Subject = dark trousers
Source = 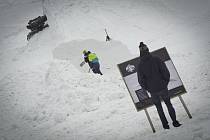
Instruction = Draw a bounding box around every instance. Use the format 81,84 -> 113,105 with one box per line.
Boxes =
91,62 -> 103,75
151,88 -> 177,127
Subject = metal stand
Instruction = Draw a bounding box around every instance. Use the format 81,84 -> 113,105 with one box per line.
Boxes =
42,0 -> 45,15
178,95 -> 192,119
144,109 -> 156,133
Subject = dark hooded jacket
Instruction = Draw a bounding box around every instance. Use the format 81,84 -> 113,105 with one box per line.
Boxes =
137,52 -> 170,93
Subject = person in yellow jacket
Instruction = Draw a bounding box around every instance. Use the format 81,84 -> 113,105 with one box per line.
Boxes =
83,50 -> 103,75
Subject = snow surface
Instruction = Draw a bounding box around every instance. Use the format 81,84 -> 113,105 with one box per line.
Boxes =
0,0 -> 210,140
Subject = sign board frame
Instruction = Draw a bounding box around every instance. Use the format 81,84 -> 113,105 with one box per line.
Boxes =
117,47 -> 187,111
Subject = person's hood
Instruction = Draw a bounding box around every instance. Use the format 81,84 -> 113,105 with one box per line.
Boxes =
139,42 -> 149,57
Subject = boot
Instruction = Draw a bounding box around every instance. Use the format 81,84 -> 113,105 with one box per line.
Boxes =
173,121 -> 182,127
163,124 -> 170,129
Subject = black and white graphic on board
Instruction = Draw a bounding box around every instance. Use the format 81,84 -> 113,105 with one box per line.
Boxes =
118,47 -> 187,111
126,64 -> 135,73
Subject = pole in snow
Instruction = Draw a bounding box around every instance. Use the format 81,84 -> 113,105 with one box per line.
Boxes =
104,28 -> 111,41
42,0 -> 45,15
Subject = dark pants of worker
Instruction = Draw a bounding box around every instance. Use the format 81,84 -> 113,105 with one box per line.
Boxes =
151,88 -> 177,127
91,62 -> 103,75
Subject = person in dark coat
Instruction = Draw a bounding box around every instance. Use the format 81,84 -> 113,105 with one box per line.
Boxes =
137,42 -> 181,129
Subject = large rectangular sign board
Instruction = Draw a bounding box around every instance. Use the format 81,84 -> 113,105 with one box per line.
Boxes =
117,47 -> 187,111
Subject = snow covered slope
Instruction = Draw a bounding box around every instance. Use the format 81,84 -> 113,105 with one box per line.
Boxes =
0,0 -> 210,140
53,39 -> 132,73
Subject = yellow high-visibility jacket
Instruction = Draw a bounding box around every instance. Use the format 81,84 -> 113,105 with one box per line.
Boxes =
88,53 -> 99,63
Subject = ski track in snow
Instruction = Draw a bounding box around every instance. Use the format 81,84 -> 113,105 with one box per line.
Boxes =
0,0 -> 210,140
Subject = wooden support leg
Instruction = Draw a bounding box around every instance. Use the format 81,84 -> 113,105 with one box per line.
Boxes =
178,95 -> 192,119
144,109 -> 156,133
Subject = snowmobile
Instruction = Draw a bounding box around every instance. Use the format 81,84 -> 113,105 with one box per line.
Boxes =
26,15 -> 49,40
